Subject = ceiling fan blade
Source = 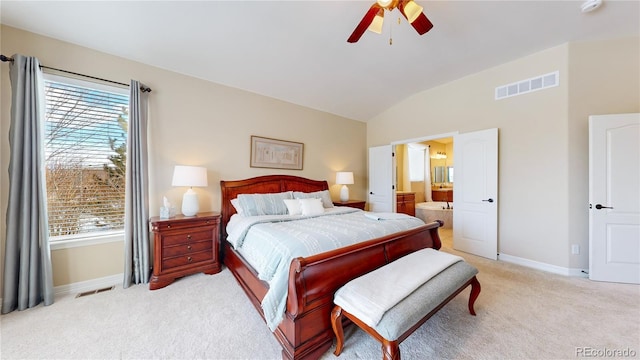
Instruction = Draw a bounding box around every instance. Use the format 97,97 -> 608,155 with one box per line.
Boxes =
409,12 -> 434,35
347,3 -> 382,43
397,1 -> 433,35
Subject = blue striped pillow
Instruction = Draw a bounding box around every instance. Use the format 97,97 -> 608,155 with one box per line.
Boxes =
236,191 -> 293,216
293,190 -> 334,208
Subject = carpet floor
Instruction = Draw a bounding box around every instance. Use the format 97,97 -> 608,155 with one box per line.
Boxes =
1,229 -> 638,359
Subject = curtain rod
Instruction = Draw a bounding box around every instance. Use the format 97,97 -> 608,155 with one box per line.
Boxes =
0,54 -> 151,93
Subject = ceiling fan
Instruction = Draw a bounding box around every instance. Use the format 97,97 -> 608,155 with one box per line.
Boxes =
347,0 -> 433,43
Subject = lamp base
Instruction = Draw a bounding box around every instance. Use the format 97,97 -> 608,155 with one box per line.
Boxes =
340,185 -> 350,202
181,189 -> 199,216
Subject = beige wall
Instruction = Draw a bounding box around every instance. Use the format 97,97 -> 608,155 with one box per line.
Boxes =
0,26 -> 367,291
368,37 -> 639,270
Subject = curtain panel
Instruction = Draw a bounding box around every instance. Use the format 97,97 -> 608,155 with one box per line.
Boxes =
123,80 -> 151,288
1,54 -> 54,313
424,146 -> 432,202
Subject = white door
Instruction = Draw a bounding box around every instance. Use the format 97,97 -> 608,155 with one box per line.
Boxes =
453,128 -> 498,260
368,145 -> 394,212
589,113 -> 640,284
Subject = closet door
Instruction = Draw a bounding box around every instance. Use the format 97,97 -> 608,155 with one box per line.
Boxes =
589,113 -> 640,284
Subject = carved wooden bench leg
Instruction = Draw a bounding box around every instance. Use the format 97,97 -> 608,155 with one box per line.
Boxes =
382,340 -> 401,360
331,306 -> 345,356
468,276 -> 481,316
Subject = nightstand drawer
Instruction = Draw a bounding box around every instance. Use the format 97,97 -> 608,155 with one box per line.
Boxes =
162,240 -> 212,258
162,250 -> 213,270
162,229 -> 213,246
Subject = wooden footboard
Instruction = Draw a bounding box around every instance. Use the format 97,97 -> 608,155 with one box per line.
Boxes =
278,221 -> 442,360
224,220 -> 442,360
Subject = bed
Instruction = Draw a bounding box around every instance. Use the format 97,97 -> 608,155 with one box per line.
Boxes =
220,175 -> 443,360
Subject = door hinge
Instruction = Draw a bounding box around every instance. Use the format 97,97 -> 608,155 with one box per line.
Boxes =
392,152 -> 395,157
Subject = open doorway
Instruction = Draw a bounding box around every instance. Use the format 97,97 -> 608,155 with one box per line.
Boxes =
393,134 -> 455,249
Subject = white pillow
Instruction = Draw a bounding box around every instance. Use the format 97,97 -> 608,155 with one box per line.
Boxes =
299,198 -> 324,216
230,198 -> 244,216
283,199 -> 302,215
293,190 -> 335,208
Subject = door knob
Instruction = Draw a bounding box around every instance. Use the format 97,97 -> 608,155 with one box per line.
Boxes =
595,204 -> 613,210
482,198 -> 494,203
369,192 -> 374,195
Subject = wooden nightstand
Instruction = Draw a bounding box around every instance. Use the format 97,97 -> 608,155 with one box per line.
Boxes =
149,212 -> 221,290
333,200 -> 366,210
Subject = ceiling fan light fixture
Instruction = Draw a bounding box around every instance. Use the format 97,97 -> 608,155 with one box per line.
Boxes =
367,9 -> 385,34
376,0 -> 396,9
403,0 -> 423,23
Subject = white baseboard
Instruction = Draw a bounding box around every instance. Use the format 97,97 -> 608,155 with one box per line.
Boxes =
54,273 -> 124,296
498,253 -> 588,278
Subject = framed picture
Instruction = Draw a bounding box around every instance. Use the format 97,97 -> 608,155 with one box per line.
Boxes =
250,136 -> 304,170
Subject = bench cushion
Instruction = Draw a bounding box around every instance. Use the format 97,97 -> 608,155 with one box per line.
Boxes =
334,248 -> 464,327
373,261 -> 478,340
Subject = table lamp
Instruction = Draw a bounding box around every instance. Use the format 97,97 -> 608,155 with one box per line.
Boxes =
172,165 -> 208,216
336,171 -> 354,202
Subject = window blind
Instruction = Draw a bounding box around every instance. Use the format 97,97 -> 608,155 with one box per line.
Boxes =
44,79 -> 129,238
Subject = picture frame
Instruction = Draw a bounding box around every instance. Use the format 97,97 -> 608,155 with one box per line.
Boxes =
250,135 -> 304,170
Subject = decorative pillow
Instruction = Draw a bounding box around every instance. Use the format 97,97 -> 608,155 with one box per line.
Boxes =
299,198 -> 325,216
293,190 -> 334,208
236,191 -> 293,216
283,199 -> 302,216
230,198 -> 244,216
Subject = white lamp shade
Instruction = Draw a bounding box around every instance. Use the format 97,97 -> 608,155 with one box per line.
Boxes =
335,172 -> 354,185
172,165 -> 208,187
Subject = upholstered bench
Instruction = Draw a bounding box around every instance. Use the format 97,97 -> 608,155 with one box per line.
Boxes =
330,248 -> 481,360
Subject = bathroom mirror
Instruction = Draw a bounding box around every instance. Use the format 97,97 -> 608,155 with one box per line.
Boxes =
433,166 -> 454,183
434,166 -> 446,183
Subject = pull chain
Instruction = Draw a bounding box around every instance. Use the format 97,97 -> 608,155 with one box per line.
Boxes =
389,17 -> 401,45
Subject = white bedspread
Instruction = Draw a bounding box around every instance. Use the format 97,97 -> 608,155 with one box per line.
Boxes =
226,208 -> 425,331
333,248 -> 463,328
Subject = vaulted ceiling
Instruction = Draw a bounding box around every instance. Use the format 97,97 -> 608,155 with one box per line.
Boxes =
2,1 -> 638,121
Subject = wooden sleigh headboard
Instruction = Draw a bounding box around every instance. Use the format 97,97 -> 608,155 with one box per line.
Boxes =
219,175 -> 329,241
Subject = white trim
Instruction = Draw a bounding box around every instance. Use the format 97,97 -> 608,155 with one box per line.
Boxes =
43,72 -> 129,95
498,253 -> 588,278
391,131 -> 459,145
54,273 -> 123,296
50,231 -> 124,250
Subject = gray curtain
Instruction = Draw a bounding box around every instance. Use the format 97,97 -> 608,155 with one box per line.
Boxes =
2,55 -> 54,313
123,80 -> 150,288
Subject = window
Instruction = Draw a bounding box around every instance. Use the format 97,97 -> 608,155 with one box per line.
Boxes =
44,75 -> 129,240
408,146 -> 425,182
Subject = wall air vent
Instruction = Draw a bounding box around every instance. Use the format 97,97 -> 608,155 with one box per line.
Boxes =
495,71 -> 559,100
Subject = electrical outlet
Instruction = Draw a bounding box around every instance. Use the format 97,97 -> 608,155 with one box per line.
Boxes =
571,244 -> 580,255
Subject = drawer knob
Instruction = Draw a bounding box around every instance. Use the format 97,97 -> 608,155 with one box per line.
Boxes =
167,225 -> 171,229
206,220 -> 210,224
187,256 -> 193,262
187,245 -> 192,250
187,234 -> 192,240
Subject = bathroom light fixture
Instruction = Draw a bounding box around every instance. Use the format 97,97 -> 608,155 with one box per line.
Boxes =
172,165 -> 208,216
430,152 -> 447,160
336,172 -> 354,202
